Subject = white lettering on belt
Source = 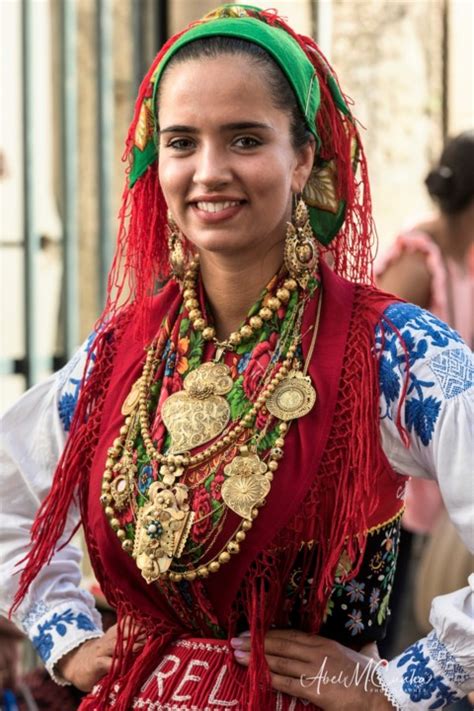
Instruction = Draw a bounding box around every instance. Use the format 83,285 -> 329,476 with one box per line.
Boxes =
208,663 -> 239,706
172,659 -> 210,702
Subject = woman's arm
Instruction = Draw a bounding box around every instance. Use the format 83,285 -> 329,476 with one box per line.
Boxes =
376,303 -> 473,708
0,342 -> 103,685
376,250 -> 432,309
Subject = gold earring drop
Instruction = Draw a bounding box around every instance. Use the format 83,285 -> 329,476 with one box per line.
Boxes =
167,210 -> 186,283
284,197 -> 319,289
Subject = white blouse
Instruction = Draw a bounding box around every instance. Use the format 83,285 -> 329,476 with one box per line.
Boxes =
0,302 -> 472,708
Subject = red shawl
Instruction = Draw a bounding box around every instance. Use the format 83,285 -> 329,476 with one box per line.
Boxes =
14,263 -> 406,709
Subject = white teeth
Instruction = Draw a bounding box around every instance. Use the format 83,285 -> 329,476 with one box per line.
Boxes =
196,200 -> 241,213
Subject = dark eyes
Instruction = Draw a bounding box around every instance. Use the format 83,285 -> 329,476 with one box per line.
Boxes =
233,136 -> 261,148
167,137 -> 194,150
165,136 -> 262,151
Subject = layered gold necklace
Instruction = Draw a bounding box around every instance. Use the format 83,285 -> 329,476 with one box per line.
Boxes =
101,264 -> 320,584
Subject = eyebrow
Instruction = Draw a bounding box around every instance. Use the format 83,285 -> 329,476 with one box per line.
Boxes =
159,121 -> 273,134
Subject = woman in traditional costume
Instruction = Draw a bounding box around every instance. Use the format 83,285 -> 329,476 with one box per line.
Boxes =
1,5 -> 472,710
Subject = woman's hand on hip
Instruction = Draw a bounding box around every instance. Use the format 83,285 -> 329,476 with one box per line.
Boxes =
231,629 -> 395,710
55,624 -> 118,691
56,621 -> 146,692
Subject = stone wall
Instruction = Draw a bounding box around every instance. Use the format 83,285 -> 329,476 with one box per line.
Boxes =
74,0 -> 135,335
330,0 -> 445,251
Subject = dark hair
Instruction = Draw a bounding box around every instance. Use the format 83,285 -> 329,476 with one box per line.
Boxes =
157,36 -> 313,151
425,130 -> 474,214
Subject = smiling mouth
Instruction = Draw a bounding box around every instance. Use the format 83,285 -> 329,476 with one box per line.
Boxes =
194,200 -> 245,213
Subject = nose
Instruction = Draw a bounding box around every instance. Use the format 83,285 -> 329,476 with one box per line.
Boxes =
193,141 -> 232,189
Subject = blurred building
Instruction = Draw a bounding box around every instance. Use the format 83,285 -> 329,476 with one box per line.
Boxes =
1,0 -> 473,408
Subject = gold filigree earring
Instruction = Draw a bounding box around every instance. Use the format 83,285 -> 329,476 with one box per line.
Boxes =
167,210 -> 186,283
284,197 -> 319,289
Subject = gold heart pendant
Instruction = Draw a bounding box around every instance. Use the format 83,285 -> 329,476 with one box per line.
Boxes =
161,363 -> 233,454
221,472 -> 270,520
162,391 -> 230,453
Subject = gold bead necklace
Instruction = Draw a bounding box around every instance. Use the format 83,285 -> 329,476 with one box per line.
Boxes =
182,258 -> 298,349
100,269 -> 320,583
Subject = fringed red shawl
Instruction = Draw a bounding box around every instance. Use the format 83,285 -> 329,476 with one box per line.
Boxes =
13,263 -> 407,709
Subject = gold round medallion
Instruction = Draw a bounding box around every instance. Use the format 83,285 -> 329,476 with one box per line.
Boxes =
121,380 -> 141,416
266,371 -> 316,421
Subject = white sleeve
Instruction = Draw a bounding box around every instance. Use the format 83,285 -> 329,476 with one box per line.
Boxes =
0,339 -> 103,684
375,303 -> 474,708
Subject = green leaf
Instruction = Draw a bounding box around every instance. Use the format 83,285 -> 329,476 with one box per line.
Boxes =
125,523 -> 135,541
377,592 -> 390,625
188,329 -> 203,354
187,330 -> 204,371
236,341 -> 253,355
323,597 -> 334,622
257,428 -> 279,452
227,376 -> 249,420
179,317 -> 190,336
136,493 -> 147,508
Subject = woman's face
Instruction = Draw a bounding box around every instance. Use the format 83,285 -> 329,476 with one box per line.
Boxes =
157,54 -> 315,262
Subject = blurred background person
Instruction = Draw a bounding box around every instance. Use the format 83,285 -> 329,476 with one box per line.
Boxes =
377,130 -> 473,346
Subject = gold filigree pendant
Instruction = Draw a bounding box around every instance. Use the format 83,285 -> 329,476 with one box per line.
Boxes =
133,481 -> 194,583
284,200 -> 319,289
266,370 -> 317,421
162,363 -> 233,453
222,447 -> 270,520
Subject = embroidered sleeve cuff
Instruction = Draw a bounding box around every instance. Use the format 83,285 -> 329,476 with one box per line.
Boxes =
23,601 -> 103,685
377,632 -> 469,709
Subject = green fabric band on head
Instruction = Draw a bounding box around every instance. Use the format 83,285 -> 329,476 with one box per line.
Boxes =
151,17 -> 321,141
128,4 -> 354,244
129,13 -> 323,191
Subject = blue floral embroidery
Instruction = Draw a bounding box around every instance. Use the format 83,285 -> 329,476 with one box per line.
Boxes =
34,632 -> 54,661
138,464 -> 154,494
429,348 -> 473,400
426,631 -> 470,686
397,641 -> 462,708
345,609 -> 364,635
57,335 -> 97,432
237,352 -> 251,374
383,303 -> 463,349
376,303 -> 464,445
378,354 -> 401,407
345,580 -> 365,603
405,396 -> 441,446
369,587 -> 380,613
76,613 -> 97,632
58,382 -> 82,431
32,609 -> 97,663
